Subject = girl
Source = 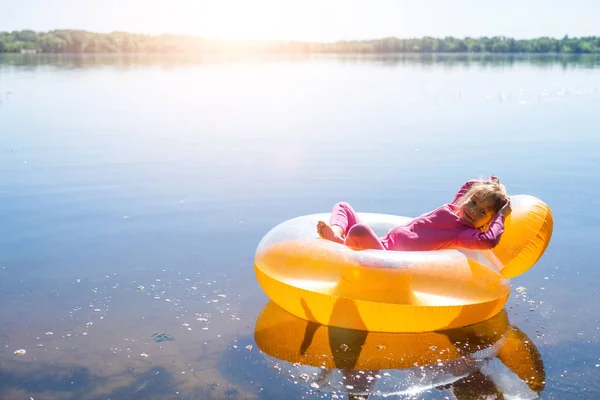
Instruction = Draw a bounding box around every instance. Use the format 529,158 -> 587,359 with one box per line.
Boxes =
317,176 -> 511,251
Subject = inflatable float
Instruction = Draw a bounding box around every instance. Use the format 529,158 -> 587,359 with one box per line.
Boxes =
254,301 -> 545,399
254,194 -> 553,333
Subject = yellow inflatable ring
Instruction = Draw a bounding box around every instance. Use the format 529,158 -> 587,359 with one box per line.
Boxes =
254,194 -> 553,333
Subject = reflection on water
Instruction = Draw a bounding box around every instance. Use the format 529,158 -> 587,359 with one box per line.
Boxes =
1,52 -> 599,71
252,301 -> 544,399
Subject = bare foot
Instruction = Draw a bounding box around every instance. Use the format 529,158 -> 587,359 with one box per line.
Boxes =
317,221 -> 344,244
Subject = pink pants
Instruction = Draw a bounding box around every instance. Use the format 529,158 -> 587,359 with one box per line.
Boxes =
330,202 -> 386,250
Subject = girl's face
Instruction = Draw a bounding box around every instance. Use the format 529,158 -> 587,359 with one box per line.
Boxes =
459,195 -> 495,228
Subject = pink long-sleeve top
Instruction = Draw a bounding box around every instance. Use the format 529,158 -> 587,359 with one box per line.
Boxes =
380,180 -> 506,251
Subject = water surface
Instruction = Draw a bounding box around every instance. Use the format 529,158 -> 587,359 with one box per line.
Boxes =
1,53 -> 599,399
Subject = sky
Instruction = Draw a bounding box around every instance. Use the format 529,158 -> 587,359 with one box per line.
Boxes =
0,0 -> 598,42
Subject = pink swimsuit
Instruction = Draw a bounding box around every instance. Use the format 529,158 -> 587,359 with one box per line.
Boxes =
329,180 -> 505,251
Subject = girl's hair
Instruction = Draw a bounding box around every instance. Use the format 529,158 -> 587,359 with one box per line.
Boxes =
456,180 -> 509,213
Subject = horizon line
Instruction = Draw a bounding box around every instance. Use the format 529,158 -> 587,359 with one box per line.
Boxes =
3,28 -> 598,44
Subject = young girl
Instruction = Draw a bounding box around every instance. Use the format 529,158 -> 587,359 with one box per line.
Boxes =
317,176 -> 511,251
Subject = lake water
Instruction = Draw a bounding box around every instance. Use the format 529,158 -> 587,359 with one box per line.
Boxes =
1,53 -> 599,399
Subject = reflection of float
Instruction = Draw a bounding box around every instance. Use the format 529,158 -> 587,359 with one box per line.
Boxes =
254,301 -> 545,399
254,195 -> 553,332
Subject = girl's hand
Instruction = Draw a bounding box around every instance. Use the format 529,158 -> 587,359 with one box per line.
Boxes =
498,200 -> 512,216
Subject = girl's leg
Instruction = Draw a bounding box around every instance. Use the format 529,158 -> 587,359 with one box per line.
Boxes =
329,202 -> 360,235
317,202 -> 360,243
317,202 -> 386,250
344,224 -> 386,250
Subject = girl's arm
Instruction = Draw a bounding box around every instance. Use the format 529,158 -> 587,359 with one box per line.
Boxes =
456,214 -> 506,249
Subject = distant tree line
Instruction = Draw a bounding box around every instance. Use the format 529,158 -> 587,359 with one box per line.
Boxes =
1,30 -> 600,54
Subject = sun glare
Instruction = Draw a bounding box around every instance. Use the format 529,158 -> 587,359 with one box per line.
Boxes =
144,0 -> 335,41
